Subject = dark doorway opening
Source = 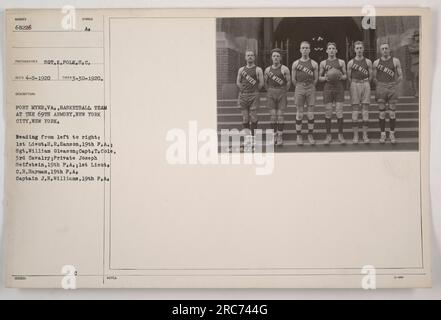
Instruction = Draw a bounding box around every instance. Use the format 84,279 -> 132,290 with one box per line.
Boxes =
267,17 -> 376,90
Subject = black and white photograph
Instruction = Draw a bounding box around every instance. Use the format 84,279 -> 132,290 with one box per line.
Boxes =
217,16 -> 420,152
1,5 -> 435,295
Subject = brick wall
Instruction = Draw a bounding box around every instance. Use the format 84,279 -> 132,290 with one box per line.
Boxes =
216,47 -> 240,99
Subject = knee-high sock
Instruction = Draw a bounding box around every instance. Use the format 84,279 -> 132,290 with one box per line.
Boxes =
277,122 -> 284,133
271,122 -> 277,134
325,118 -> 331,134
389,118 -> 396,132
379,118 -> 386,132
250,121 -> 258,136
308,119 -> 314,134
296,119 -> 302,134
337,118 -> 344,134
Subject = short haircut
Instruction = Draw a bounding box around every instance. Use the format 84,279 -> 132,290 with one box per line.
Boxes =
271,48 -> 282,55
354,41 -> 364,47
245,49 -> 255,55
380,43 -> 390,48
300,41 -> 311,48
327,42 -> 337,49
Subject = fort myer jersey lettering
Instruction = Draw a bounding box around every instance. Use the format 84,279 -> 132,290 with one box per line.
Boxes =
376,57 -> 397,83
295,59 -> 315,83
268,66 -> 286,88
351,58 -> 369,80
239,66 -> 258,92
325,58 -> 342,72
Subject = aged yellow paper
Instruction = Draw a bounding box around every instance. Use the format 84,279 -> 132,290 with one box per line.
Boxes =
4,7 -> 431,288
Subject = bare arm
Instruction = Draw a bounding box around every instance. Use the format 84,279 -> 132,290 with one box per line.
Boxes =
283,65 -> 291,91
394,58 -> 403,84
339,59 -> 347,81
366,59 -> 373,82
291,60 -> 298,87
256,67 -> 264,91
319,61 -> 327,82
312,60 -> 319,85
264,67 -> 270,90
236,67 -> 244,91
372,60 -> 379,85
347,60 -> 353,83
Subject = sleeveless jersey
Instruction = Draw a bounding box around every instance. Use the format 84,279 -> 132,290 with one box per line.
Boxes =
350,57 -> 370,80
376,57 -> 397,83
324,58 -> 343,88
295,59 -> 315,83
239,65 -> 258,92
325,58 -> 343,73
267,65 -> 287,88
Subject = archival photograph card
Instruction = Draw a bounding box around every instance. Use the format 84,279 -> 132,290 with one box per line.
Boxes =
3,7 -> 431,288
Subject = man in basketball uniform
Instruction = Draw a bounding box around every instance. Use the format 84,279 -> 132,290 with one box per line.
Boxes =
347,41 -> 373,144
264,48 -> 291,146
319,42 -> 347,145
292,41 -> 319,146
236,50 -> 264,151
373,43 -> 403,144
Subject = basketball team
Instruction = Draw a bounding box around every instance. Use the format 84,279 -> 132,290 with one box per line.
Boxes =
236,41 -> 403,149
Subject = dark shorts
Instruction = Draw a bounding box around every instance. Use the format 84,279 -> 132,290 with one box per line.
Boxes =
238,91 -> 259,110
323,81 -> 345,104
376,82 -> 399,103
267,88 -> 287,111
